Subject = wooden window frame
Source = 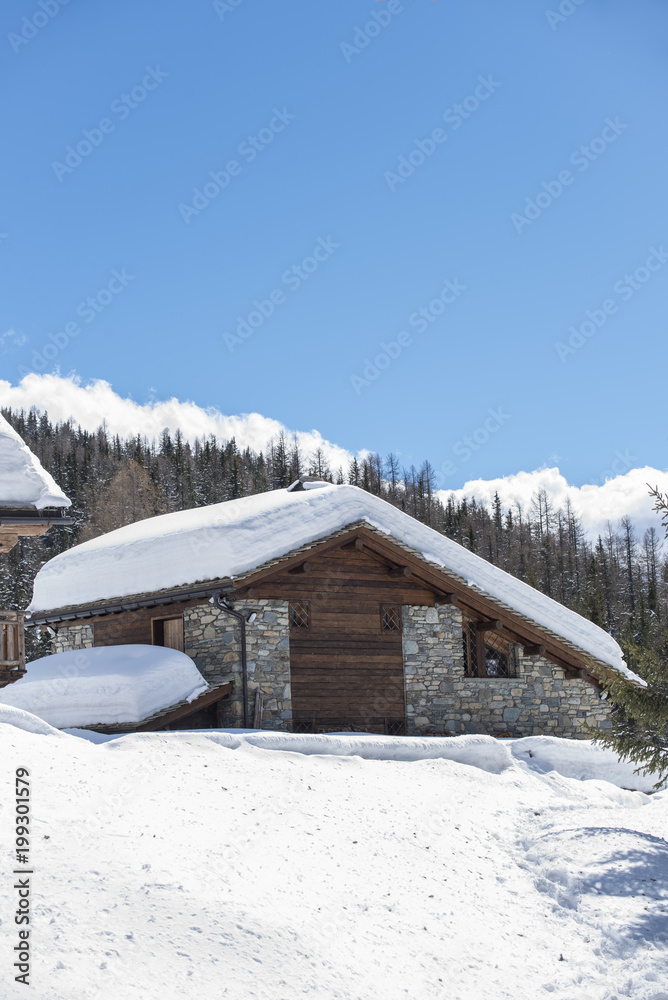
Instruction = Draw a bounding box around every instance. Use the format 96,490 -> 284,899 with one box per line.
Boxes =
463,617 -> 517,678
380,603 -> 402,633
151,614 -> 185,651
289,601 -> 310,629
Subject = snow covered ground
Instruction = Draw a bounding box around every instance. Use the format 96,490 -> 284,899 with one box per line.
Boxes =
1,710 -> 666,1000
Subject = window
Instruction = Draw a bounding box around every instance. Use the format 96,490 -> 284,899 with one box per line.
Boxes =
462,617 -> 517,678
152,615 -> 184,652
381,604 -> 402,631
289,602 -> 310,629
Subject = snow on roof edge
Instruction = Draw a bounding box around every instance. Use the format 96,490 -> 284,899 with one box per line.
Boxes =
0,413 -> 71,510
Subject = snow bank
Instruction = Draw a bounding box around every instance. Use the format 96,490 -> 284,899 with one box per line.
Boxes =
508,735 -> 658,792
187,730 -> 515,774
0,703 -> 68,736
111,729 -> 652,791
0,645 -> 208,728
29,484 -> 636,680
0,412 -> 70,509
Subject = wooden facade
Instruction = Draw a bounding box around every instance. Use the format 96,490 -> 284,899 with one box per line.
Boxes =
245,543 -> 438,733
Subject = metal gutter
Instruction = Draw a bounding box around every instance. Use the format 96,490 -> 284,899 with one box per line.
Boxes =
213,593 -> 250,729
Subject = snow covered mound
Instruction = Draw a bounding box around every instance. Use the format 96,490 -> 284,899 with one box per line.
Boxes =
28,483 -> 637,681
112,729 -> 653,791
0,412 -> 70,510
0,645 -> 208,729
192,730 -> 515,774
0,703 -> 67,736
508,735 -> 658,791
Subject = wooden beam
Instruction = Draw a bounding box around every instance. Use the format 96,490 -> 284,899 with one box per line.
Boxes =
435,593 -> 463,607
133,682 -> 233,733
289,562 -> 312,575
522,644 -> 546,656
341,537 -> 365,551
388,566 -> 411,578
477,619 -> 504,633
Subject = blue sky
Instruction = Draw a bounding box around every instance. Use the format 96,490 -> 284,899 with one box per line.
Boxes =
1,0 -> 666,488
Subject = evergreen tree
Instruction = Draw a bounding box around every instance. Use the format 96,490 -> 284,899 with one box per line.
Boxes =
591,486 -> 668,787
591,642 -> 668,787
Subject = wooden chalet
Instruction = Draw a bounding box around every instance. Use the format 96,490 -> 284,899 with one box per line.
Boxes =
0,412 -> 71,687
25,480 -> 639,738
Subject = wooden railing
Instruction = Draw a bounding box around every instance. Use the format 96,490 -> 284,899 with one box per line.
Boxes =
0,612 -> 26,687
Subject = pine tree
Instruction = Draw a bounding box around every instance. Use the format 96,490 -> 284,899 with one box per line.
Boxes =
591,642 -> 668,787
591,485 -> 668,787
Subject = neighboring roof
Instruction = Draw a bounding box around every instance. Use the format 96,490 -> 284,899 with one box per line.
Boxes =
0,645 -> 208,729
27,484 -> 639,682
0,413 -> 71,510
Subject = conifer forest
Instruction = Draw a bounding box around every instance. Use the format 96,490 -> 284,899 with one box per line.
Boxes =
2,407 -> 665,671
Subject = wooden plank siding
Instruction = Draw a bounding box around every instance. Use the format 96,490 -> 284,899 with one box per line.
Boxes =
249,545 -> 439,733
89,600 -> 198,647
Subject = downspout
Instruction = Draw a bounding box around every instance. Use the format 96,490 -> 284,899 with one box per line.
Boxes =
213,594 -> 250,728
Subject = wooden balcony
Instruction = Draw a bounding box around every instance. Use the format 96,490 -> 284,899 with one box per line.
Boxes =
0,612 -> 26,687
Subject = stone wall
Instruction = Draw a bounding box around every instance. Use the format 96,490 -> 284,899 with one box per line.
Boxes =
402,604 -> 611,738
184,599 -> 291,730
52,622 -> 94,654
50,599 -> 612,738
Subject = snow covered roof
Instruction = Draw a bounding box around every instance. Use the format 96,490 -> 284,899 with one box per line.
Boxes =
27,484 -> 638,682
0,645 -> 208,729
0,413 -> 71,510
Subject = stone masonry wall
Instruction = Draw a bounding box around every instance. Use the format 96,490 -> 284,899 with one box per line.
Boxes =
52,622 -> 94,654
402,604 -> 611,738
184,599 -> 291,730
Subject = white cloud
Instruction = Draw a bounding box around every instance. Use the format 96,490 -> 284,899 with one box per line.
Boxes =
0,373 -> 356,473
1,374 -> 666,539
438,467 -> 668,540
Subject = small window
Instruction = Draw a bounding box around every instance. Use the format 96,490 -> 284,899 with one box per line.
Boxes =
289,602 -> 310,629
381,604 -> 402,631
463,617 -> 516,678
152,615 -> 184,651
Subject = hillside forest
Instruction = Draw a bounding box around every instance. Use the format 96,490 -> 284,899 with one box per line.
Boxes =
2,407 -> 665,670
